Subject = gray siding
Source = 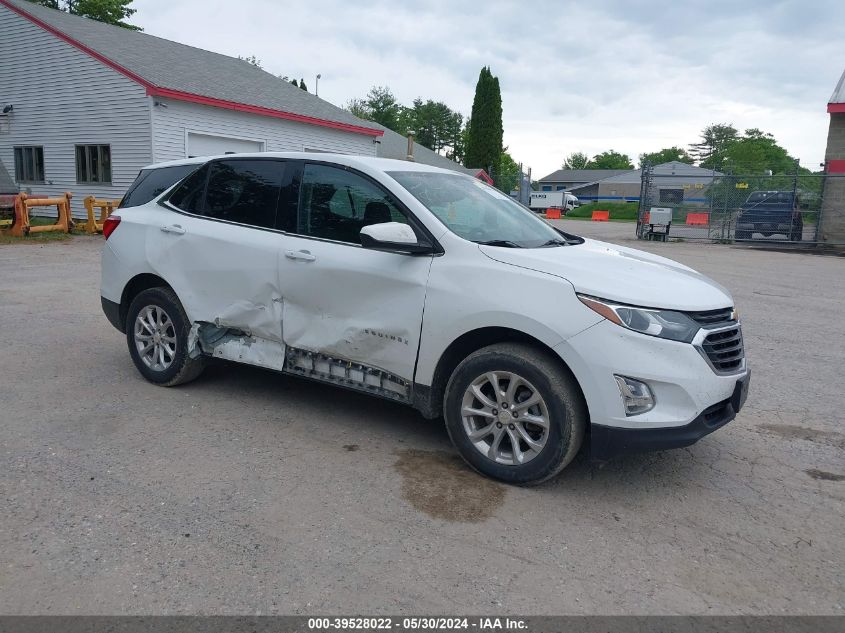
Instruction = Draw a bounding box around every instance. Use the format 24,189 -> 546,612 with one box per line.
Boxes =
151,98 -> 377,164
0,4 -> 152,215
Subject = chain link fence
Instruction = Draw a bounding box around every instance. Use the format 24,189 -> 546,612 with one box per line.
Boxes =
635,165 -> 833,244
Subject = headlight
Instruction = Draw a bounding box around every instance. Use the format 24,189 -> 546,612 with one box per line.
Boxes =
577,294 -> 700,343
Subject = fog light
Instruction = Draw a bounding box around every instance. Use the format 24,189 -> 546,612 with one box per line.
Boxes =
614,375 -> 655,416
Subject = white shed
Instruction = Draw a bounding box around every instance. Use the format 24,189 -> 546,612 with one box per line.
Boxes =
0,0 -> 383,215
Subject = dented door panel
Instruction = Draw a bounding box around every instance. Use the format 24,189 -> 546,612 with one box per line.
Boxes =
146,212 -> 287,368
277,234 -> 433,387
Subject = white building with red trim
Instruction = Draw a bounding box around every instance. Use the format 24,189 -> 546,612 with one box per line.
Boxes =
822,69 -> 845,244
0,0 -> 386,213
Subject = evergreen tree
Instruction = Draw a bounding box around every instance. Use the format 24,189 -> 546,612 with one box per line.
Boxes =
465,66 -> 503,177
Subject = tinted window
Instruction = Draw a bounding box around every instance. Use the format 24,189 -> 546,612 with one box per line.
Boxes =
121,164 -> 199,208
297,164 -> 407,244
202,160 -> 284,228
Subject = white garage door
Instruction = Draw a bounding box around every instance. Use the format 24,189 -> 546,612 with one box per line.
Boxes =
187,133 -> 263,158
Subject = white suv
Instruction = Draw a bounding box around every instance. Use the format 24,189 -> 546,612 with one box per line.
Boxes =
101,153 -> 749,484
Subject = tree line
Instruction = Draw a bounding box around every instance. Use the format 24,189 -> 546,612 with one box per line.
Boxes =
561,123 -> 809,176
346,68 -> 519,192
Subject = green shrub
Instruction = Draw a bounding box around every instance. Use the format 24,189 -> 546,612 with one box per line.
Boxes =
567,201 -> 639,220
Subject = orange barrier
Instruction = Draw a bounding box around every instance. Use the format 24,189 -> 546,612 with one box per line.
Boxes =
0,192 -> 73,237
686,212 -> 709,226
643,212 -> 650,223
592,210 -> 609,222
82,195 -> 121,234
545,208 -> 561,219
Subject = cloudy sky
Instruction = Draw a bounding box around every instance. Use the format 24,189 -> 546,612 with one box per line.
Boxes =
132,0 -> 843,178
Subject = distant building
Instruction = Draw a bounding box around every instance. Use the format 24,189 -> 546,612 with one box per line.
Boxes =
537,169 -> 629,192
821,68 -> 845,244
539,162 -> 721,204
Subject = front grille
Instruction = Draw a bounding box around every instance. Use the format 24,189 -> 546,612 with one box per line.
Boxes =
701,327 -> 745,373
689,307 -> 734,327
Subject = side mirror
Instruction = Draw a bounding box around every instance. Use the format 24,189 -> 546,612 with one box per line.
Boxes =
359,222 -> 433,254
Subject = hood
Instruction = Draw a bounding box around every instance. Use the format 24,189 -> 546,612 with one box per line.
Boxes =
479,238 -> 732,311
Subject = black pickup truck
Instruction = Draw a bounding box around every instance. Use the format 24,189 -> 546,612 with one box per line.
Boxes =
735,191 -> 803,241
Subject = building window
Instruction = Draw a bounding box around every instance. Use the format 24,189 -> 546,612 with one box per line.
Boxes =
556,185 -> 565,191
13,146 -> 45,183
75,145 -> 112,184
659,188 -> 684,204
541,185 -> 552,191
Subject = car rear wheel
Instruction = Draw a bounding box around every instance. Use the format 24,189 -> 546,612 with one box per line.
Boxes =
443,343 -> 586,485
125,287 -> 207,386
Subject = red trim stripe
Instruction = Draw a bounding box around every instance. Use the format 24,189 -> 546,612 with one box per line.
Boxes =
827,159 -> 845,174
828,103 -> 845,113
147,87 -> 384,137
0,0 -> 383,137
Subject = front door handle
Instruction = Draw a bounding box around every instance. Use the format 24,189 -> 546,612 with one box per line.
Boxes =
285,249 -> 316,262
160,224 -> 186,235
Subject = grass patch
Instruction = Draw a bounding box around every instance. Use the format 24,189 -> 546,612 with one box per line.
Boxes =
567,202 -> 639,221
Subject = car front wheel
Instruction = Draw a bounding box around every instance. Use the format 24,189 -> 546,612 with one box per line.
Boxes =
443,343 -> 586,485
125,287 -> 207,387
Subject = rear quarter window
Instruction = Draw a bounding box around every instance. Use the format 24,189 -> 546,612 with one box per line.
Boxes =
120,164 -> 200,208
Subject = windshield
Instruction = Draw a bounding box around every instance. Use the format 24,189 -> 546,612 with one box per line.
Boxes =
388,171 -> 568,248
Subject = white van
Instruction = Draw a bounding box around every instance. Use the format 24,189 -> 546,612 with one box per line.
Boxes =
101,153 -> 749,484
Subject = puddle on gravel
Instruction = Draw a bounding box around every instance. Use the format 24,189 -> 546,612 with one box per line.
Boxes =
755,423 -> 845,450
805,469 -> 845,482
394,449 -> 505,523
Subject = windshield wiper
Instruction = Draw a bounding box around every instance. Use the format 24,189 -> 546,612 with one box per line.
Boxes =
475,239 -> 522,248
539,238 -> 568,247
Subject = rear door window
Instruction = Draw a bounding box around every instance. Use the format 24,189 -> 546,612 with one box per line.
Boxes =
202,159 -> 285,229
168,164 -> 209,214
120,164 -> 199,208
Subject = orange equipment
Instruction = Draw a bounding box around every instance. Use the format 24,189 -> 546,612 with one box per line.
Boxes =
0,192 -> 74,237
81,195 -> 121,234
592,210 -> 610,222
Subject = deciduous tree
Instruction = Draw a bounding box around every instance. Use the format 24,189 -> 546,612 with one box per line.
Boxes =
562,152 -> 590,170
639,146 -> 694,167
27,0 -> 141,30
587,150 -> 633,170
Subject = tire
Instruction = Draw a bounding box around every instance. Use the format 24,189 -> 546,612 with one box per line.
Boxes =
443,342 -> 586,485
735,230 -> 750,240
125,287 -> 207,387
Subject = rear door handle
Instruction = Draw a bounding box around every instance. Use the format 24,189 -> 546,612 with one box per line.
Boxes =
160,224 -> 186,235
285,249 -> 316,262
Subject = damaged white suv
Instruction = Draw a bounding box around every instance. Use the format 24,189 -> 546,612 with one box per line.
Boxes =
101,153 -> 749,484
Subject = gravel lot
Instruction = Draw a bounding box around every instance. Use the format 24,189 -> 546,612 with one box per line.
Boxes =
1,226 -> 843,615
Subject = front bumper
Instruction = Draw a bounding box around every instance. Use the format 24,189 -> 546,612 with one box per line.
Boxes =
591,372 -> 749,461
554,319 -> 750,460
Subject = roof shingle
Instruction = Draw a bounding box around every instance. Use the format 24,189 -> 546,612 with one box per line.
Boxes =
2,0 -> 382,135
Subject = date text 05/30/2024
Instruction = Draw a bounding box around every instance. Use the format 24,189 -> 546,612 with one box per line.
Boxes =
307,617 -> 528,630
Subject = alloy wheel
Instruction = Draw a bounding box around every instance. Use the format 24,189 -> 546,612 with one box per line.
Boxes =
133,305 -> 177,372
460,371 -> 550,465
